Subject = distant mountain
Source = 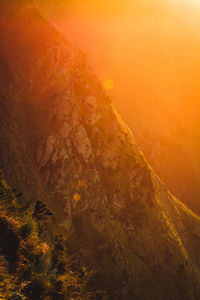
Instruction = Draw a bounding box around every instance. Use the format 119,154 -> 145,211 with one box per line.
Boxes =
1,1 -> 200,298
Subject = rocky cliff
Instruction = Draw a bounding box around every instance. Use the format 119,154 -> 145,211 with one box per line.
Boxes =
38,0 -> 200,214
1,1 -> 200,299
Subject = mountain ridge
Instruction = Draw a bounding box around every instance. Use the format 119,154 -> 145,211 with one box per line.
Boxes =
1,1 -> 200,298
37,0 -> 200,214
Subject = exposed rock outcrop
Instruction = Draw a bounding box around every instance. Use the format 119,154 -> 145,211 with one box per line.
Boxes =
0,1 -> 200,299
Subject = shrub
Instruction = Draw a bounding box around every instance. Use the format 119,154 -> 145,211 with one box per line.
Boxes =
0,172 -> 95,299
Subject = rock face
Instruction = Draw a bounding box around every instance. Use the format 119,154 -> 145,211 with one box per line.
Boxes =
1,1 -> 200,299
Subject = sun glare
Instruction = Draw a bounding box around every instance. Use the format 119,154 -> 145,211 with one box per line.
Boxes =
190,0 -> 200,3
169,0 -> 200,7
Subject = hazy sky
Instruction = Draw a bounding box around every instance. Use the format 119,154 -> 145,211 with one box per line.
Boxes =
36,0 -> 200,131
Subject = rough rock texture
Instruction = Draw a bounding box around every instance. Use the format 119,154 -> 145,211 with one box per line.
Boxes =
1,1 -> 200,299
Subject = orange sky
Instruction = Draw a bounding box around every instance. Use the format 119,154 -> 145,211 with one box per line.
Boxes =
36,0 -> 200,153
35,0 -> 200,137
39,2 -> 200,121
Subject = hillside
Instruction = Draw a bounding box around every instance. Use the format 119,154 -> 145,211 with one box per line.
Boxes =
1,1 -> 200,299
0,172 -> 93,299
36,0 -> 200,214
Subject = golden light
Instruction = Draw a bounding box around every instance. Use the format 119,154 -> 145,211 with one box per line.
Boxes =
103,79 -> 114,91
185,0 -> 200,4
73,193 -> 81,202
169,0 -> 200,8
37,0 -> 200,214
78,180 -> 85,187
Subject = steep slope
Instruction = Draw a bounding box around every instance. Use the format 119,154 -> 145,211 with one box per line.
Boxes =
1,1 -> 200,299
37,0 -> 200,214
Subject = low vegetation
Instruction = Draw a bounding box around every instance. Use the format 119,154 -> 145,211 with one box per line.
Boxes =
0,171 -> 94,299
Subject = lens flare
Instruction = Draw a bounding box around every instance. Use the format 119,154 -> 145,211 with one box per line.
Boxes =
103,79 -> 114,90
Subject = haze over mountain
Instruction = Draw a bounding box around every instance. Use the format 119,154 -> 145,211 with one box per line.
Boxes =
36,0 -> 200,214
1,0 -> 200,299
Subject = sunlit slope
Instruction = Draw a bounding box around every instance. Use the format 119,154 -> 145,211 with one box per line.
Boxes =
36,0 -> 200,214
1,1 -> 200,298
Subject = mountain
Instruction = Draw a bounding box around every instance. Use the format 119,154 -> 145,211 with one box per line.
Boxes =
36,0 -> 200,214
1,1 -> 200,299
